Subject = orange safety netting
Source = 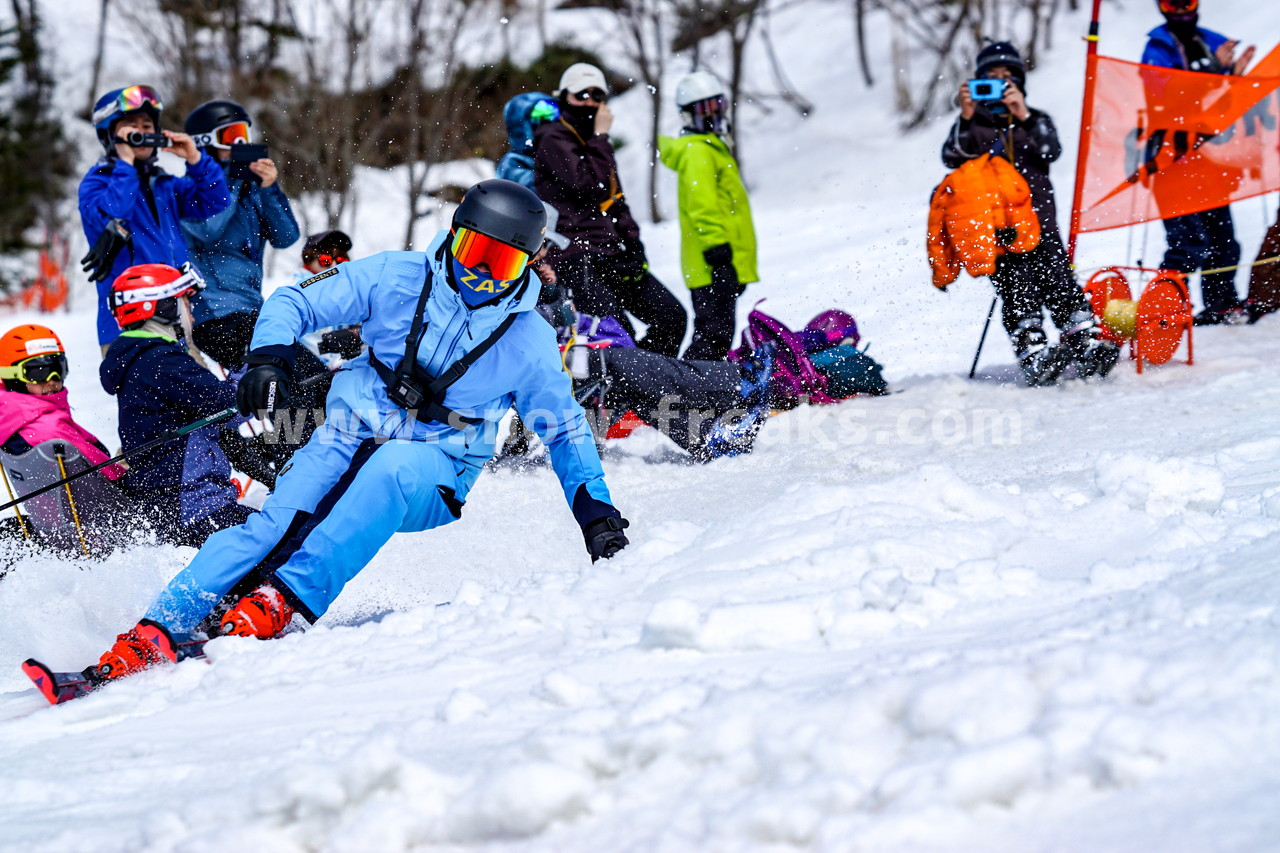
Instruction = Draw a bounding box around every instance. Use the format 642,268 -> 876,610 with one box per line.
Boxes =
1075,45 -> 1280,234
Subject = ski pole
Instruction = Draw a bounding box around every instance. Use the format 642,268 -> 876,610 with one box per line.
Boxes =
0,407 -> 237,515
1,464 -> 31,540
969,296 -> 999,379
53,445 -> 90,557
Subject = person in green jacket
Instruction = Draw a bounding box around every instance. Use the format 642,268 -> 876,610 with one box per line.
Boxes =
658,71 -> 759,361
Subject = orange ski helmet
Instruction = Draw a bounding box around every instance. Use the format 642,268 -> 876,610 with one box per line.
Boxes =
0,324 -> 68,387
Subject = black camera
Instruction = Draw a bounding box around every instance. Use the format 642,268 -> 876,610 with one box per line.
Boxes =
388,374 -> 428,411
123,131 -> 168,147
968,79 -> 1007,101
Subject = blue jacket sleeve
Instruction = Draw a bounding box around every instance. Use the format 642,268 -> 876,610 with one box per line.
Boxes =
172,153 -> 231,222
78,160 -> 142,237
512,323 -> 613,511
180,181 -> 239,247
251,254 -> 385,350
259,184 -> 301,249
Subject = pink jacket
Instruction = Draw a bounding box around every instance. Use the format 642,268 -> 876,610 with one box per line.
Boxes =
0,388 -> 125,481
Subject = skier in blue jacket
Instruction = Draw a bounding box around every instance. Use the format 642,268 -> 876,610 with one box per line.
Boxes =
79,86 -> 231,348
1142,0 -> 1256,325
88,180 -> 631,681
181,100 -> 301,368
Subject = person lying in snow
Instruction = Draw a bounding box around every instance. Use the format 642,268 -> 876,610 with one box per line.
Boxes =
77,179 -> 629,683
0,324 -> 130,555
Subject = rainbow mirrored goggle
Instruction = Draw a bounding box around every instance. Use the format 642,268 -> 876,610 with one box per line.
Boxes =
190,121 -> 252,150
0,353 -> 68,385
92,85 -> 163,126
1157,0 -> 1197,13
451,227 -> 534,282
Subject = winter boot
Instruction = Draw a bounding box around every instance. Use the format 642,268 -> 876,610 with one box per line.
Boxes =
1014,323 -> 1068,387
220,584 -> 296,639
95,620 -> 175,679
1060,310 -> 1120,380
695,342 -> 775,462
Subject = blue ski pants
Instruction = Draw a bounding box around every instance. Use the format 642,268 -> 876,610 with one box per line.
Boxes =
146,422 -> 465,632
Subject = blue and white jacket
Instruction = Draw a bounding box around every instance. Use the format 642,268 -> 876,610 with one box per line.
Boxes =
250,231 -> 613,512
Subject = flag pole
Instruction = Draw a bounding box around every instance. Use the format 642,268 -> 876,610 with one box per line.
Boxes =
1068,0 -> 1105,264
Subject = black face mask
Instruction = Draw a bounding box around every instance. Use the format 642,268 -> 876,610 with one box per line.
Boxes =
560,100 -> 597,129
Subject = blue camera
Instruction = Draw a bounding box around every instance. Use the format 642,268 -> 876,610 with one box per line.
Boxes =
968,79 -> 1007,101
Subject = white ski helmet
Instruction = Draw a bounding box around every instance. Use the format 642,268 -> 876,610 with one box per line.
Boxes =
675,71 -> 725,108
558,63 -> 609,98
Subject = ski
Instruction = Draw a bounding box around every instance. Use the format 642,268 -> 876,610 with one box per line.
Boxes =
21,659 -> 103,705
22,620 -> 210,706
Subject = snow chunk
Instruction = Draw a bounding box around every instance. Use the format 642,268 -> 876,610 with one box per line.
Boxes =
448,762 -> 593,840
1095,454 -> 1225,516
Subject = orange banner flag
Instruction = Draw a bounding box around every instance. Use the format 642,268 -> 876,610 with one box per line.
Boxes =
1075,53 -> 1280,234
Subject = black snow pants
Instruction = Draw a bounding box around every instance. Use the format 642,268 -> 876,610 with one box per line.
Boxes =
556,252 -> 687,358
991,228 -> 1091,347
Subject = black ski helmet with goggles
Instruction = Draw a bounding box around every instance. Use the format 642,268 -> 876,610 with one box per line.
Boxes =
184,100 -> 252,151
452,179 -> 547,257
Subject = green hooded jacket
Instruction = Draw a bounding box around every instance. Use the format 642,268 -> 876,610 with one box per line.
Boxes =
657,133 -> 758,290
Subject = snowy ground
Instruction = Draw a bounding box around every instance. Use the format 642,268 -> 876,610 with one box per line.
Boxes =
3,0 -> 1280,851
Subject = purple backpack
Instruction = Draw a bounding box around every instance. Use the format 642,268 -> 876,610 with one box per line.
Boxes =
729,301 -> 841,405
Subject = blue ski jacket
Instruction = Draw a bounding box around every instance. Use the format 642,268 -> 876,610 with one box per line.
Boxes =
250,231 -> 613,510
79,154 -> 230,345
99,330 -> 240,526
1142,24 -> 1230,71
182,174 -> 301,326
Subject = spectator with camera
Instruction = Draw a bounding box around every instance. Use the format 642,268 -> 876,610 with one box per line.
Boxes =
533,62 -> 686,357
941,42 -> 1116,385
181,100 -> 301,369
79,85 -> 230,353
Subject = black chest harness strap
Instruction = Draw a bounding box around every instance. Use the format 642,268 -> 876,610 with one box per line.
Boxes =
368,262 -> 518,430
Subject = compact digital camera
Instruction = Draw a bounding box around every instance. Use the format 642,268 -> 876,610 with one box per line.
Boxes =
123,131 -> 168,147
968,79 -> 1007,101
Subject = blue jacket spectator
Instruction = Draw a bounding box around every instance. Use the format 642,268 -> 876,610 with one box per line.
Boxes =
181,100 -> 301,367
81,86 -> 230,347
1140,1 -> 1253,324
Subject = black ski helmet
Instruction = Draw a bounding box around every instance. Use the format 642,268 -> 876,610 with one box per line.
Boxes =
452,179 -> 547,254
975,41 -> 1027,91
184,100 -> 251,147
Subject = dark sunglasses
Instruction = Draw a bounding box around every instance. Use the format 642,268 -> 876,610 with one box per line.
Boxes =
574,89 -> 608,103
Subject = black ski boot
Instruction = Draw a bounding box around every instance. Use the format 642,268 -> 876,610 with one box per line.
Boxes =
1061,310 -> 1120,380
1015,323 -> 1069,387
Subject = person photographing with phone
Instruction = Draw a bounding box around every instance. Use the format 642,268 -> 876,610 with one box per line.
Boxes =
940,42 -> 1116,385
79,85 -> 231,353
1142,0 -> 1255,325
179,100 -> 301,369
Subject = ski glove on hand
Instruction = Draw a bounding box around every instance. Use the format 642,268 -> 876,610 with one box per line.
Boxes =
236,351 -> 293,418
583,515 -> 630,562
318,328 -> 364,359
615,238 -> 649,281
703,243 -> 743,296
80,218 -> 132,283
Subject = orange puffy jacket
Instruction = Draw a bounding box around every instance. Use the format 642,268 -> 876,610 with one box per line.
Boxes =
927,153 -> 1041,290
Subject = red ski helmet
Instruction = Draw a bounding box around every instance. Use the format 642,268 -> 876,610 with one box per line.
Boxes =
109,263 -> 205,329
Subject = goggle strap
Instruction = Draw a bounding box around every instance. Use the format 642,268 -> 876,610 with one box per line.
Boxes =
111,271 -> 202,307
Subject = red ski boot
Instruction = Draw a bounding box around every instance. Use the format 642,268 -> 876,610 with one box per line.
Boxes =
96,622 -> 172,679
220,585 -> 295,639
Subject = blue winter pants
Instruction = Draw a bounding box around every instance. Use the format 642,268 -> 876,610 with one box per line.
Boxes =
1160,205 -> 1242,313
146,422 -> 464,632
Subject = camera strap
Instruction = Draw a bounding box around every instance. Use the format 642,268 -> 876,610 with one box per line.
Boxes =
370,252 -> 518,429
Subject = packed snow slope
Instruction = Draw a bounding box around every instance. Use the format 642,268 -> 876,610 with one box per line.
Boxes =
3,0 -> 1280,851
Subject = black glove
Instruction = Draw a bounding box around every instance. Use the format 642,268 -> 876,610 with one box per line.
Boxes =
80,219 -> 131,284
615,237 -> 649,281
217,426 -> 278,489
318,327 -> 364,359
236,352 -> 292,418
702,243 -> 743,295
582,515 -> 630,562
